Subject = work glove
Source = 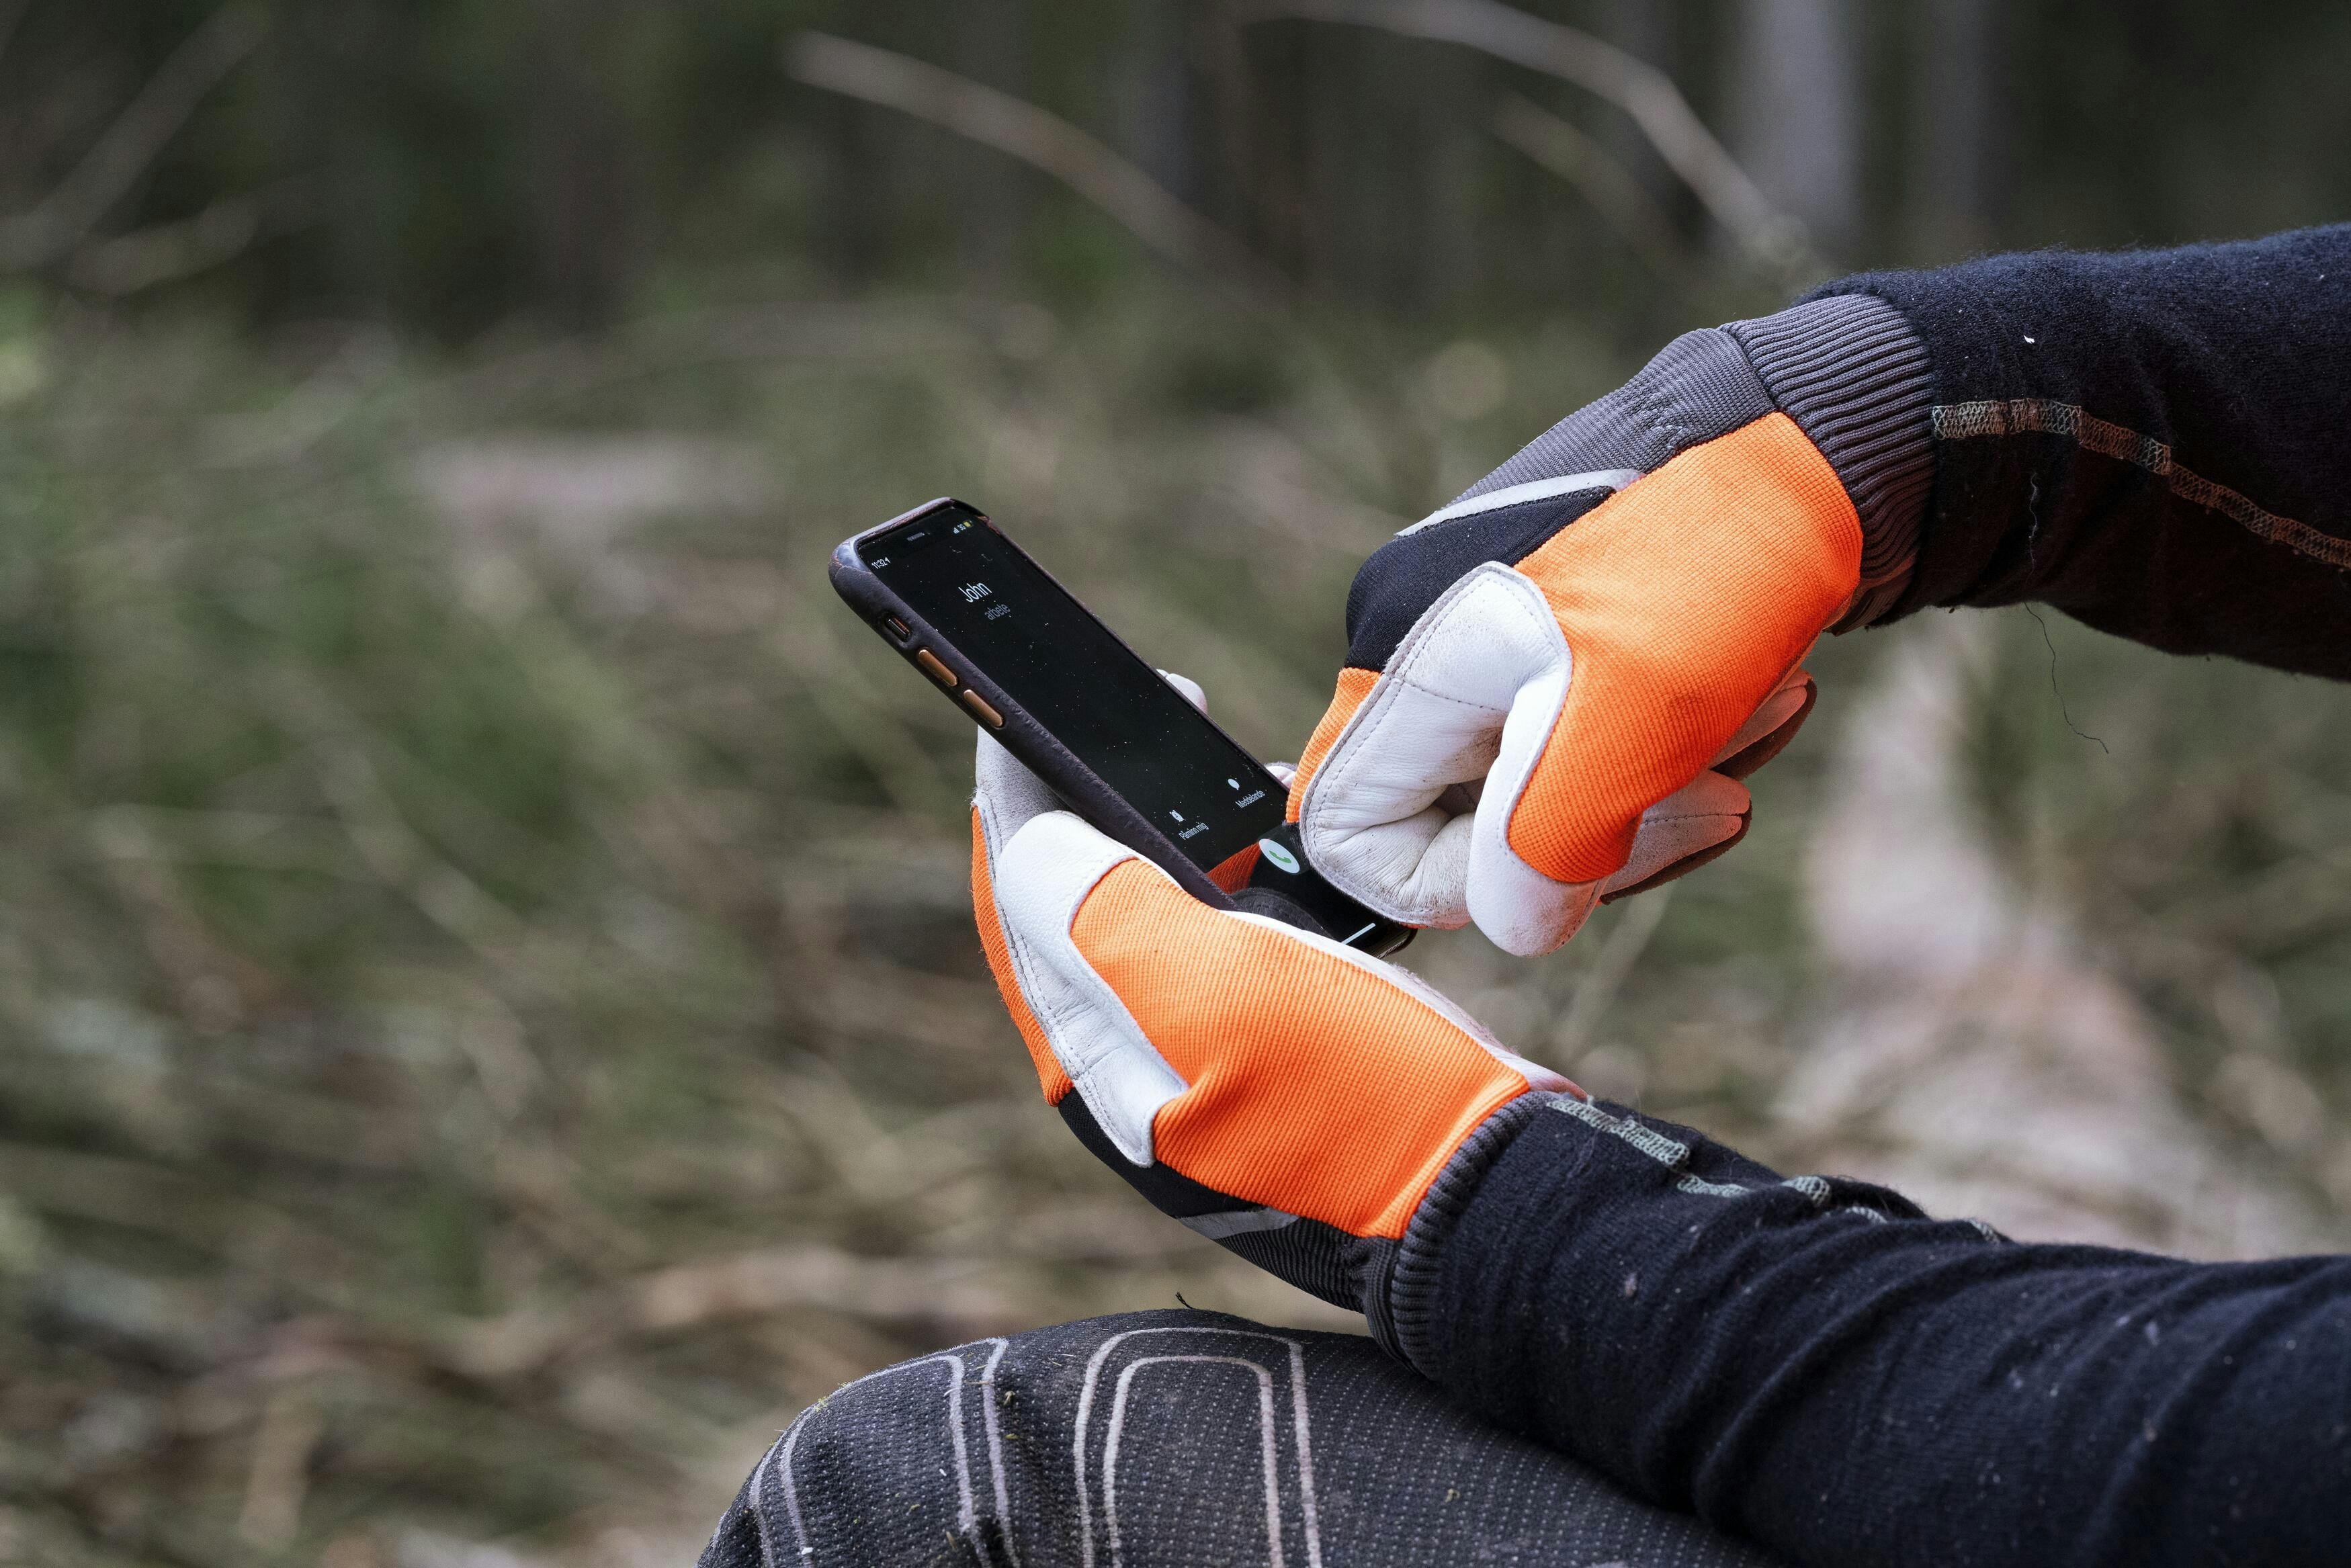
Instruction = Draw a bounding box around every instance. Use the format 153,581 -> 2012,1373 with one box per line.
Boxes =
970,687 -> 1576,1324
1290,295 -> 1935,953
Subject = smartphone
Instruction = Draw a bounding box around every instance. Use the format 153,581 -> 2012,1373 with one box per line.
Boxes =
830,498 -> 1412,956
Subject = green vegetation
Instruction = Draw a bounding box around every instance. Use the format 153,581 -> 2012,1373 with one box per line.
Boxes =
0,281 -> 1654,1563
5,0 -> 2351,1561
3,276 -> 2350,1562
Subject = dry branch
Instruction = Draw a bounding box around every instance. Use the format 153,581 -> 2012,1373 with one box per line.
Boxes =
0,7 -> 268,271
1232,0 -> 1815,270
1490,93 -> 1682,273
66,180 -> 306,296
784,32 -> 1285,306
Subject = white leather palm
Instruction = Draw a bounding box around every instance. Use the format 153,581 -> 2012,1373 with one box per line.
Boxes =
1297,565 -> 1809,956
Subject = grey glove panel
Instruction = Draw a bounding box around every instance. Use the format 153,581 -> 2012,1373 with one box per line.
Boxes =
1334,324 -> 1818,677
1339,329 -> 1779,672
1451,327 -> 1777,508
716,1305 -> 1787,1568
1727,294 -> 1936,627
1428,297 -> 1935,631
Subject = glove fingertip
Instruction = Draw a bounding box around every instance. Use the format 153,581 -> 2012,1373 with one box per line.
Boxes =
973,728 -> 1062,840
1598,775 -> 1754,904
1598,814 -> 1750,904
1157,669 -> 1207,711
1713,671 -> 1819,781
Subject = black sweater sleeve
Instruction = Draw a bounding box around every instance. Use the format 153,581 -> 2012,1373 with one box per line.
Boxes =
1820,224 -> 2351,675
1387,1095 -> 2351,1568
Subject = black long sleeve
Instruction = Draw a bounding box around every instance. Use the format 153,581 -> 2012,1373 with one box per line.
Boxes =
1351,232 -> 2351,1565
1385,1095 -> 2351,1568
1361,232 -> 2351,1565
1818,224 -> 2351,674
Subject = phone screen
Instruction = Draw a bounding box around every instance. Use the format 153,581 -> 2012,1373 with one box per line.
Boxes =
861,505 -> 1284,875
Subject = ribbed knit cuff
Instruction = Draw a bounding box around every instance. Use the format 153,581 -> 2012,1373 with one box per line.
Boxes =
1725,294 -> 1936,629
1373,1089 -> 1564,1376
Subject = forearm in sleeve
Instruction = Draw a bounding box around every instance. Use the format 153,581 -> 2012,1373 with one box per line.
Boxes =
1374,1095 -> 2351,1568
1815,224 -> 2351,673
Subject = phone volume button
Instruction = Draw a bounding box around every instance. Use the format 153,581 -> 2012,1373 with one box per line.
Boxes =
913,648 -> 959,689
959,690 -> 1004,728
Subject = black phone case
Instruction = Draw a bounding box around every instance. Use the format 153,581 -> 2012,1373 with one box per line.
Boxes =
828,496 -> 1248,913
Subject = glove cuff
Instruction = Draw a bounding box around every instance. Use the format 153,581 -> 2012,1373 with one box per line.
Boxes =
1725,294 -> 1936,629
1369,1089 -> 1567,1373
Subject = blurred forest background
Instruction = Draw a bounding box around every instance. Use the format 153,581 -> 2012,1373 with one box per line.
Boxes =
5,1 -> 2351,1564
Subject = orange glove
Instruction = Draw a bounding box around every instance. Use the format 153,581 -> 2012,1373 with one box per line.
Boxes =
1291,298 -> 1932,953
970,696 -> 1576,1311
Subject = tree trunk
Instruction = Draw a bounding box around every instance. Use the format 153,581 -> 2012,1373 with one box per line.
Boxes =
1910,0 -> 2003,261
523,0 -> 642,331
1121,0 -> 1198,207
1727,0 -> 1862,265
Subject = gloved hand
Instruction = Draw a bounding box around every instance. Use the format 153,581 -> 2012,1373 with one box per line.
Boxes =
970,691 -> 1576,1320
1289,296 -> 1934,953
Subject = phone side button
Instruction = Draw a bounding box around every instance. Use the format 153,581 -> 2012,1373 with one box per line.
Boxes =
913,648 -> 959,689
959,690 -> 1005,728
